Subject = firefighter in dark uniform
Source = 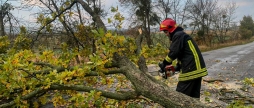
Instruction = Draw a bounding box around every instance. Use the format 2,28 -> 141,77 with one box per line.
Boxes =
159,18 -> 208,98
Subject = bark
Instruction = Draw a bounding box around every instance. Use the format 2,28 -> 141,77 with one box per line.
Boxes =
137,55 -> 148,72
135,33 -> 143,55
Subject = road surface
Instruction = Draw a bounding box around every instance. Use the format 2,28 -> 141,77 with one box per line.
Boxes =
203,41 -> 254,81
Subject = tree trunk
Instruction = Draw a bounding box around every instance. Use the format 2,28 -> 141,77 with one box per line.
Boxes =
135,31 -> 143,55
143,24 -> 153,48
0,15 -> 5,36
145,4 -> 153,48
113,53 -> 211,108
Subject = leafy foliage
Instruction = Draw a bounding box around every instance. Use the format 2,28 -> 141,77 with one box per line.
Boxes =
0,36 -> 10,53
227,100 -> 253,108
243,78 -> 254,87
74,24 -> 95,55
13,26 -> 32,50
0,25 -> 169,107
108,6 -> 125,29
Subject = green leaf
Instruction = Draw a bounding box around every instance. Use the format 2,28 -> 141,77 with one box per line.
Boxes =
108,18 -> 112,23
204,91 -> 211,96
111,6 -> 118,12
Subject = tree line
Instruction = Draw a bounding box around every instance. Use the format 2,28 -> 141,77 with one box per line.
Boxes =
0,0 -> 253,49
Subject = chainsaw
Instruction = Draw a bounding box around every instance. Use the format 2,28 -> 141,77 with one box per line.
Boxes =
158,62 -> 176,79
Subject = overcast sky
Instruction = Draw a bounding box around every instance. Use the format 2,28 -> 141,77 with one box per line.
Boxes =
218,0 -> 254,22
6,0 -> 254,27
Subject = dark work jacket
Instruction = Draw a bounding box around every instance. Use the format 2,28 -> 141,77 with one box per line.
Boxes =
165,28 -> 208,81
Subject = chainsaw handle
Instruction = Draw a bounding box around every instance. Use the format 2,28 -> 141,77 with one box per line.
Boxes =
164,65 -> 175,79
158,62 -> 176,79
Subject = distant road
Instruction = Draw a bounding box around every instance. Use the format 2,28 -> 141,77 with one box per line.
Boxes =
202,41 -> 254,81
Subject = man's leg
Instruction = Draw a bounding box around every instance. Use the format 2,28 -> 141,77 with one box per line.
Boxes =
190,77 -> 202,98
176,77 -> 202,98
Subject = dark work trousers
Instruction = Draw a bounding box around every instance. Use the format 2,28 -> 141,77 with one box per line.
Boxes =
176,77 -> 202,98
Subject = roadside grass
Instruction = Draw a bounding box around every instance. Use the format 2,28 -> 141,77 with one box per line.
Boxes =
199,37 -> 254,52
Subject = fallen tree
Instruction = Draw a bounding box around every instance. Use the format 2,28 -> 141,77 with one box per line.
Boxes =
0,54 -> 210,107
0,32 -> 211,107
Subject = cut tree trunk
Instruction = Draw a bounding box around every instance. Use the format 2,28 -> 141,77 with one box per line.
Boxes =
113,53 -> 211,108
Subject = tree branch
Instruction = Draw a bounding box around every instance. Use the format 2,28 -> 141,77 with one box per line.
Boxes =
27,64 -> 123,78
49,84 -> 139,100
203,79 -> 224,83
0,84 -> 138,107
0,87 -> 47,108
51,0 -> 85,48
76,0 -> 106,31
31,0 -> 77,47
33,62 -> 56,68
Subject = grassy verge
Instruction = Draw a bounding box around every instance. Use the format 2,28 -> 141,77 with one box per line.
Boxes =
199,37 -> 254,52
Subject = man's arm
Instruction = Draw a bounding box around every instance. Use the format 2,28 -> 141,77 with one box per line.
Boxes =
164,33 -> 183,63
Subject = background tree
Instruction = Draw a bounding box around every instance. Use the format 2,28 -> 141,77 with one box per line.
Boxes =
156,0 -> 171,19
21,0 -> 108,54
187,0 -> 217,43
156,0 -> 188,26
239,15 -> 254,39
211,1 -> 237,44
185,0 -> 238,46
0,1 -> 15,36
186,0 -> 217,45
119,0 -> 160,48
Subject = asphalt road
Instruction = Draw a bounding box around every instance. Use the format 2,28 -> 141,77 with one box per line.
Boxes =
202,41 -> 254,81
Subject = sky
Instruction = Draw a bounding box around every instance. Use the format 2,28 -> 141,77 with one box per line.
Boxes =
4,0 -> 254,28
218,0 -> 254,22
6,0 -> 121,27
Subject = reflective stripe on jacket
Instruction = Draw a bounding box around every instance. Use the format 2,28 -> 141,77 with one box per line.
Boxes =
165,31 -> 208,81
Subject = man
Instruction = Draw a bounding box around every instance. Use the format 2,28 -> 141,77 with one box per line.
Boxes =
159,18 -> 208,98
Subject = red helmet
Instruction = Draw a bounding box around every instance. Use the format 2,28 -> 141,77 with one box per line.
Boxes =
160,18 -> 177,33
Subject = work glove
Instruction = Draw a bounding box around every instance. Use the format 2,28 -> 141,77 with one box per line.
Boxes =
158,62 -> 165,73
158,63 -> 175,79
158,59 -> 172,73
